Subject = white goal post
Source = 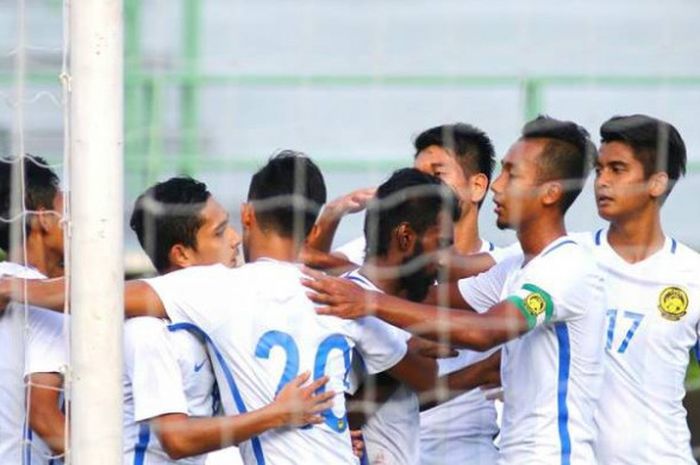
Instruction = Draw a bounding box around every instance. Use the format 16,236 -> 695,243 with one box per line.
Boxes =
68,0 -> 124,463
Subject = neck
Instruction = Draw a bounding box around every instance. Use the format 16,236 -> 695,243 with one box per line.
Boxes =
453,207 -> 482,255
358,256 -> 402,297
16,233 -> 63,277
517,213 -> 567,261
248,232 -> 301,263
607,205 -> 664,263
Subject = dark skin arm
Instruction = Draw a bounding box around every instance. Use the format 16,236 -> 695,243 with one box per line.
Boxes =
438,251 -> 497,283
151,372 -> 334,459
299,246 -> 359,276
302,270 -> 530,351
27,373 -> 65,456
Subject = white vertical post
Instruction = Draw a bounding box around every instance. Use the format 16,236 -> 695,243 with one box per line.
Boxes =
69,0 -> 124,463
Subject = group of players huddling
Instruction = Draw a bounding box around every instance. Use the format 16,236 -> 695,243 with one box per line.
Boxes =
0,113 -> 698,465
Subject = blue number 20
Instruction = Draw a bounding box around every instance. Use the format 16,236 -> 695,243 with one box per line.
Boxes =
605,309 -> 644,353
255,330 -> 351,432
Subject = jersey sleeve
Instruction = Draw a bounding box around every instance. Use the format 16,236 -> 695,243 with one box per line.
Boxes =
457,256 -> 517,313
488,241 -> 522,264
24,306 -> 67,377
124,317 -> 188,421
143,264 -> 232,332
505,242 -> 602,330
351,316 -> 408,375
333,236 -> 366,265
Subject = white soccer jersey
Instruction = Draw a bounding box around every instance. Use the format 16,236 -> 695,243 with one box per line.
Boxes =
586,229 -> 699,465
0,261 -> 67,465
458,236 -> 605,465
419,239 -> 500,465
123,316 -> 216,465
334,236 -> 367,266
145,259 -> 409,465
343,270 -> 418,465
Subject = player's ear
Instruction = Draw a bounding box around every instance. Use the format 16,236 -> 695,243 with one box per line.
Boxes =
241,203 -> 255,230
169,243 -> 193,269
469,173 -> 489,205
395,222 -> 416,253
541,181 -> 563,208
648,171 -> 669,199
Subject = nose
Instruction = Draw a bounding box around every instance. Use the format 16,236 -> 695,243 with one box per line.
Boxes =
491,171 -> 505,195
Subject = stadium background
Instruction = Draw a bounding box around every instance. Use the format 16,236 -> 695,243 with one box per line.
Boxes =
1,0 -> 699,459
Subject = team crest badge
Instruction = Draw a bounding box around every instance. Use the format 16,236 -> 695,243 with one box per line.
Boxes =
658,286 -> 689,321
524,292 -> 547,317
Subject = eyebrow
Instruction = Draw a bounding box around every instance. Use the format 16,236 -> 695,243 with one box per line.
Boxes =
215,215 -> 229,231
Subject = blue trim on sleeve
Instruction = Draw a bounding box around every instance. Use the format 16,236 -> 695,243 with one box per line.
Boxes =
488,241 -> 495,252
555,323 -> 572,465
133,422 -> 151,465
694,341 -> 700,361
671,238 -> 678,254
595,229 -> 603,246
542,240 -> 577,257
168,322 -> 267,465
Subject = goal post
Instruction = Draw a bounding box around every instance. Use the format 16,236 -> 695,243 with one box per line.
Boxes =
68,0 -> 124,463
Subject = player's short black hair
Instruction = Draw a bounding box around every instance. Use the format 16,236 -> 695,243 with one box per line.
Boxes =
0,155 -> 60,252
521,115 -> 596,213
130,177 -> 211,273
414,122 -> 496,191
364,168 -> 461,258
600,114 -> 686,194
247,151 -> 326,241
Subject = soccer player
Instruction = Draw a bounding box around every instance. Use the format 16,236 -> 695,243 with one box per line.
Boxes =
340,167 -> 500,465
589,115 -> 699,464
304,116 -> 606,464
124,176 -> 333,464
0,155 -> 67,464
330,123 -> 497,265
316,123 -> 504,464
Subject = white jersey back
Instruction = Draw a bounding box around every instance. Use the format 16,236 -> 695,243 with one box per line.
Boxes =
343,270 -> 418,465
589,229 -> 699,464
0,261 -> 66,465
145,259 -> 408,465
458,236 -> 605,464
419,240 -> 500,465
123,317 -> 216,465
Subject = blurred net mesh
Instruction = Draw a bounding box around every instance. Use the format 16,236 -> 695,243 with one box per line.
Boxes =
2,0 -> 700,464
1,0 -> 70,463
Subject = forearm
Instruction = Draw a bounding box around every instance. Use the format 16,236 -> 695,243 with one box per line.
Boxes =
6,278 -> 66,312
30,409 -> 66,455
154,405 -> 286,459
305,212 -> 343,253
373,294 -> 510,351
28,377 -> 66,456
419,351 -> 500,411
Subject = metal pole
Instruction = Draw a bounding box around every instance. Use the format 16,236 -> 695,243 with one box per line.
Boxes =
69,0 -> 124,463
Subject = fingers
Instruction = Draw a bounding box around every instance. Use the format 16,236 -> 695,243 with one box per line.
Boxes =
300,266 -> 326,281
310,398 -> 335,413
305,290 -> 334,305
292,371 -> 311,386
306,375 -> 329,392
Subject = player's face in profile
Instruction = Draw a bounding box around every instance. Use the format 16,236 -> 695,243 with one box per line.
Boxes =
42,191 -> 65,264
191,197 -> 241,267
594,141 -> 650,221
490,139 -> 542,230
414,145 -> 471,211
400,211 -> 454,302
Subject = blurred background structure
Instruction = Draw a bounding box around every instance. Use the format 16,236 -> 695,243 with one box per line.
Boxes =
2,0 -> 699,457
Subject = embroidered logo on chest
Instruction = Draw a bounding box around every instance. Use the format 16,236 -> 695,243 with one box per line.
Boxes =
658,286 -> 689,321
